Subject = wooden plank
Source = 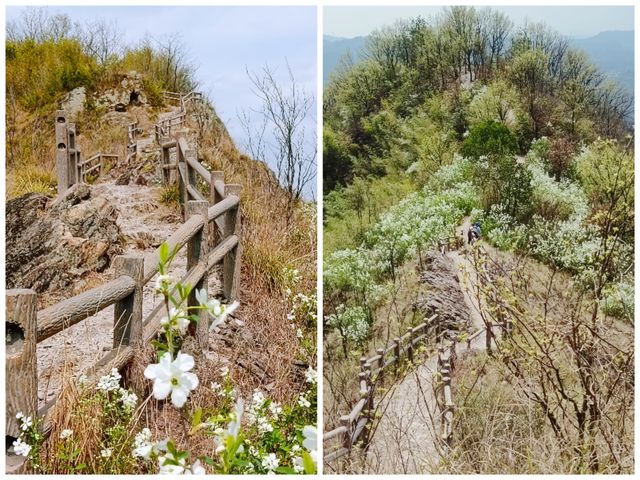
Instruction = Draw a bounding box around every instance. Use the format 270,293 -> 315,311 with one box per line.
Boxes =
186,154 -> 212,184
324,448 -> 349,463
207,195 -> 239,221
162,139 -> 177,149
6,289 -> 37,474
187,184 -> 205,202
346,398 -> 366,423
37,277 -> 136,342
323,426 -> 348,441
352,416 -> 369,443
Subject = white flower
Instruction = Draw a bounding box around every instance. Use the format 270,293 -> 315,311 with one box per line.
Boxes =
268,401 -> 282,418
20,416 -> 33,431
12,438 -> 31,457
119,388 -> 138,410
220,366 -> 229,377
161,308 -> 190,335
215,398 -> 244,454
296,328 -> 303,339
302,425 -> 317,460
158,453 -> 187,474
186,459 -> 206,475
297,395 -> 310,408
292,456 -> 304,473
60,429 -> 73,440
261,453 -> 279,473
100,448 -> 112,458
305,366 -> 317,384
15,412 -> 24,420
155,274 -> 174,294
196,289 -> 239,332
252,390 -> 266,407
132,428 -> 154,459
144,352 -> 199,408
78,374 -> 89,387
290,444 -> 301,456
257,416 -> 273,433
210,382 -> 222,392
97,368 -> 122,392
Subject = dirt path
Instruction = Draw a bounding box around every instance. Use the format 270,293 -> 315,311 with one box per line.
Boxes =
364,218 -> 491,473
36,119 -> 222,408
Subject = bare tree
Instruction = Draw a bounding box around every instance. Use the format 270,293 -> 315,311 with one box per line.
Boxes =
242,62 -> 317,211
75,18 -> 122,67
7,7 -> 71,42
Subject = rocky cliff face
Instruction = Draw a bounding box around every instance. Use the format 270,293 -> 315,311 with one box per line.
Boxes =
6,184 -> 121,293
414,251 -> 471,335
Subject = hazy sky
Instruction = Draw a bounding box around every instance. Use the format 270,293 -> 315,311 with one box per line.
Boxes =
325,6 -> 635,38
6,6 -> 317,197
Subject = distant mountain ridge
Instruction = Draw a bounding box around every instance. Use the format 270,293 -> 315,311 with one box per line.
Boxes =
324,30 -> 634,95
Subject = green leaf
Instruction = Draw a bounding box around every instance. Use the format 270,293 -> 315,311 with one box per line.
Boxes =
302,451 -> 316,474
159,242 -> 169,264
192,407 -> 202,428
276,466 -> 297,474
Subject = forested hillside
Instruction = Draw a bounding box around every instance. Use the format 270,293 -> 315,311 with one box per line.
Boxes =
323,6 -> 633,474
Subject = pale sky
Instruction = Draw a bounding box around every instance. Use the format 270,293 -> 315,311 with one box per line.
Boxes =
325,6 -> 634,38
6,6 -> 317,197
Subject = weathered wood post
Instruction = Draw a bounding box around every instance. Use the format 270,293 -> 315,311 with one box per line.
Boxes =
393,337 -> 401,373
340,415 -> 352,451
209,171 -> 225,245
184,144 -> 197,192
6,289 -> 37,474
223,184 -> 242,301
407,328 -> 414,363
359,356 -> 367,373
55,110 -> 69,196
186,200 -> 210,348
66,122 -> 77,185
113,255 -> 144,349
376,348 -> 385,383
358,370 -> 371,444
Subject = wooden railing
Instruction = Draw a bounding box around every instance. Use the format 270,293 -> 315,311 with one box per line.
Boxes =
155,91 -> 203,142
54,110 -> 120,190
78,153 -> 118,182
323,314 -> 439,462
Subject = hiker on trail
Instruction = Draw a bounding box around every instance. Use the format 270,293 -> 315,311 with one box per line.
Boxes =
468,221 -> 481,245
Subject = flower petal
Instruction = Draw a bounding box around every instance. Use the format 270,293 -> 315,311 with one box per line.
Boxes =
153,379 -> 172,400
175,352 -> 195,372
171,386 -> 188,408
181,371 -> 199,390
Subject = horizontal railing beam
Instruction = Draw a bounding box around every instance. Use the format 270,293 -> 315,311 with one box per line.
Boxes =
37,276 -> 136,342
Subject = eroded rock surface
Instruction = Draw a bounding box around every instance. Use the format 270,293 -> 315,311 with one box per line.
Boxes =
6,184 -> 122,293
414,251 -> 471,334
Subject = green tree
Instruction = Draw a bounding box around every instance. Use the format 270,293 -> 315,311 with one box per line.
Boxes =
460,120 -> 518,160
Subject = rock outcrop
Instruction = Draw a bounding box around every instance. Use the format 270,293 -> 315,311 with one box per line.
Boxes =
6,184 -> 122,293
414,252 -> 471,334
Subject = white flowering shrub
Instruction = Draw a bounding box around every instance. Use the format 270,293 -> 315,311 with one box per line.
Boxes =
325,304 -> 370,347
601,279 -> 634,321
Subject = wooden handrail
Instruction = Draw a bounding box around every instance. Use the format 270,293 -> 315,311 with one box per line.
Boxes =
37,276 -> 136,342
323,313 -> 439,462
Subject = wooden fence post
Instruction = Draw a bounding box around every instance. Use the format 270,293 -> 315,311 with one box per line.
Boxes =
340,415 -> 352,450
223,184 -> 242,301
55,110 -> 69,196
407,328 -> 414,363
67,123 -> 78,185
376,348 -> 385,383
393,337 -> 401,372
178,163 -> 188,216
186,200 -> 210,348
210,171 -> 225,245
6,289 -> 37,474
113,255 -> 144,349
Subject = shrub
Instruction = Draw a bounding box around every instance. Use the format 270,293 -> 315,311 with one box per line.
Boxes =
460,120 -> 518,160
